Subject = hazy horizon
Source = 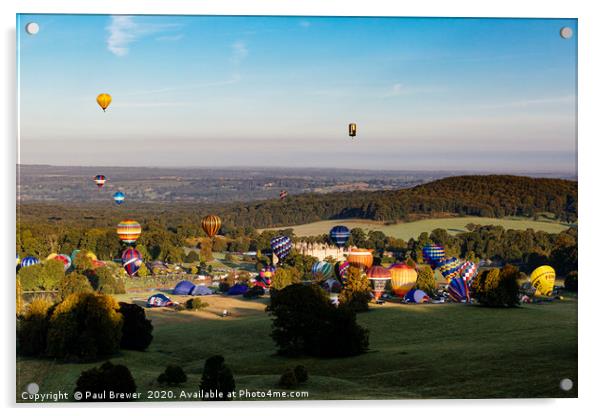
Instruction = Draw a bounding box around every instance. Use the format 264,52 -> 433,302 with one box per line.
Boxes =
18,15 -> 577,173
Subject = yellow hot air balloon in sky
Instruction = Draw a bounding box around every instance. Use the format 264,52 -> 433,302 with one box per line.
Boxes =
96,93 -> 112,112
530,265 -> 556,296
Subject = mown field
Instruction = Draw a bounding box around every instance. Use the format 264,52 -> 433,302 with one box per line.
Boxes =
16,292 -> 578,401
263,216 -> 572,240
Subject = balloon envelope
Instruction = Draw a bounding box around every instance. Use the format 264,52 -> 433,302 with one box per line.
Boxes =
530,265 -> 556,296
347,249 -> 373,270
335,261 -> 350,283
94,174 -> 106,188
20,256 -> 40,267
113,191 -> 125,205
388,263 -> 418,296
448,276 -> 470,302
437,257 -> 463,280
270,236 -> 293,260
122,247 -> 143,276
117,220 -> 142,245
312,261 -> 334,280
404,289 -> 430,303
96,93 -> 112,111
201,215 -> 222,238
329,225 -> 350,248
422,244 -> 445,267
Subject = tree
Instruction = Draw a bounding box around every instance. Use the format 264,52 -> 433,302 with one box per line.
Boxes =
17,296 -> 53,356
16,278 -> 23,316
271,267 -> 297,290
199,355 -> 236,401
93,266 -> 126,294
46,293 -> 123,360
338,266 -> 372,312
157,365 -> 187,386
415,266 -> 436,295
137,262 -> 149,278
184,250 -> 200,263
74,361 -> 137,402
267,283 -> 369,357
18,261 -> 64,291
57,273 -> 94,301
564,271 -> 577,292
118,302 -> 153,351
472,265 -> 520,307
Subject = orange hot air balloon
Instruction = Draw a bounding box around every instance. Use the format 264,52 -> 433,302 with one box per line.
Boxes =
201,215 -> 222,238
347,248 -> 373,270
97,93 -> 112,112
117,220 -> 142,245
388,263 -> 418,297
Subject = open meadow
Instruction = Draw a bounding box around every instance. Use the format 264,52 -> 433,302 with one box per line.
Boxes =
263,217 -> 572,240
17,292 -> 577,401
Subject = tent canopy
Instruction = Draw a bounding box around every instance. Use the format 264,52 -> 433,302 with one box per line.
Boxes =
173,280 -> 195,295
147,293 -> 172,307
190,285 -> 213,296
227,284 -> 249,295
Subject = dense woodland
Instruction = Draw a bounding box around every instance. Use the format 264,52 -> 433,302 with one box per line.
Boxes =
17,175 -> 577,275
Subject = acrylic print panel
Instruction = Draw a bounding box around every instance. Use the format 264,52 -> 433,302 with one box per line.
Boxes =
16,14 -> 577,403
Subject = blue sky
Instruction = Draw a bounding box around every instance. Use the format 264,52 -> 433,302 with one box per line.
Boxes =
18,15 -> 577,172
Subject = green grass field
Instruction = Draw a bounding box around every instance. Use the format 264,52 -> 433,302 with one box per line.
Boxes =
263,216 -> 572,240
17,292 -> 577,401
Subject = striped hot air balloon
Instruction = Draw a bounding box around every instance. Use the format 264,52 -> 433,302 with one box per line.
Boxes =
437,257 -> 463,281
366,265 -> 391,301
117,220 -> 142,245
347,249 -> 373,270
530,265 -> 556,296
448,276 -> 470,302
279,190 -> 288,200
311,261 -> 334,280
258,265 -> 276,287
422,243 -> 445,267
122,247 -> 143,277
270,236 -> 292,260
94,174 -> 106,189
329,225 -> 350,248
20,256 -> 40,268
201,215 -> 221,238
388,263 -> 418,297
113,191 -> 125,205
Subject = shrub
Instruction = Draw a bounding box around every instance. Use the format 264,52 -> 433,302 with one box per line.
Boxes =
199,355 -> 236,401
18,261 -> 64,291
564,271 -> 577,292
157,365 -> 187,386
74,361 -> 137,402
94,267 -> 126,294
184,250 -> 200,263
57,273 -> 93,301
243,285 -> 265,299
293,365 -> 308,383
415,266 -> 436,295
185,298 -> 208,311
472,265 -> 520,307
278,368 -> 298,389
224,253 -> 235,262
268,283 -> 369,357
17,296 -> 53,356
338,267 -> 372,312
46,293 -> 123,360
16,278 -> 23,316
137,262 -> 149,278
118,302 -> 153,351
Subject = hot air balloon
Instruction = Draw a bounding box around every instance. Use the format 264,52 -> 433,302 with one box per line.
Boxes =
366,265 -> 391,301
113,191 -> 125,205
122,247 -> 143,277
348,123 -> 357,138
16,254 -> 20,266
311,261 -> 334,280
335,261 -> 350,283
270,236 -> 292,260
448,276 -> 470,302
422,244 -> 445,267
437,257 -> 463,281
201,215 -> 221,238
94,174 -> 106,189
530,265 -> 556,296
70,249 -> 81,262
52,254 -> 72,271
347,248 -> 373,270
321,278 -> 342,293
404,288 -> 430,304
20,256 -> 39,268
117,220 -> 142,245
329,225 -> 350,248
96,93 -> 112,112
388,263 -> 418,297
279,190 -> 288,200
458,260 -> 478,284
258,265 -> 276,287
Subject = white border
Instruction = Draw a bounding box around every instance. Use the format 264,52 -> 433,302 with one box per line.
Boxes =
3,1 -> 600,415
